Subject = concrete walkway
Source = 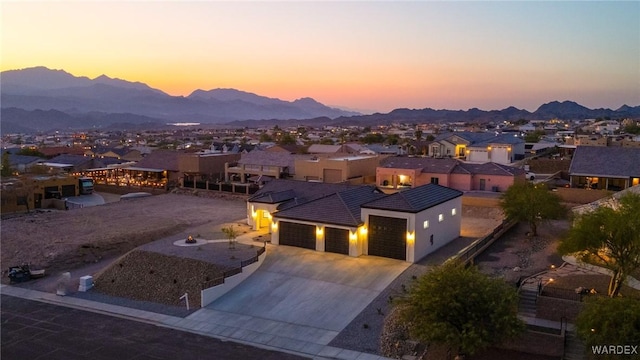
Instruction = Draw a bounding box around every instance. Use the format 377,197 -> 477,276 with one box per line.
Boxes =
188,244 -> 409,359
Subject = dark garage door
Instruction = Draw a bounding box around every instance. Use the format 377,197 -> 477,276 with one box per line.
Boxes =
325,227 -> 349,255
368,215 -> 406,260
61,185 -> 76,197
279,222 -> 316,250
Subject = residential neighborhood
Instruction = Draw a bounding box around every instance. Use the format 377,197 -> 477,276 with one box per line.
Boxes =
2,114 -> 640,360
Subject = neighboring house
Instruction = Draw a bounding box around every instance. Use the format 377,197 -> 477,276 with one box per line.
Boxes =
377,157 -> 524,192
90,147 -> 143,162
569,146 -> 640,190
85,150 -> 183,189
1,174 -> 83,214
39,146 -> 87,158
265,144 -> 306,154
179,152 -> 241,185
465,135 -> 525,164
307,144 -> 345,154
365,144 -> 405,155
293,155 -> 381,183
225,150 -> 313,183
256,180 -> 463,263
7,153 -> 44,173
525,141 -> 558,155
429,132 -> 525,164
43,154 -> 103,173
518,124 -> 537,133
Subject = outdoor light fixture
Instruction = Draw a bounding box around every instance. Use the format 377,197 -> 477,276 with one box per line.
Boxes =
406,231 -> 415,243
316,226 -> 323,235
359,226 -> 367,235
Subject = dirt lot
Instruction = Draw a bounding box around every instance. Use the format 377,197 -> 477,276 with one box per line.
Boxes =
475,219 -> 569,282
1,192 -> 248,283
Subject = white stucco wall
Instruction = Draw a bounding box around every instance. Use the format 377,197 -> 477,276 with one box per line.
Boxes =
201,248 -> 266,307
361,196 -> 461,263
413,196 -> 462,262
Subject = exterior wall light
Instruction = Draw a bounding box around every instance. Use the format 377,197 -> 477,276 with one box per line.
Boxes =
406,231 -> 415,244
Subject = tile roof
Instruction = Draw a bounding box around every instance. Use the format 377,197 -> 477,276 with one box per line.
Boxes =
365,144 -> 404,154
248,179 -> 365,210
39,146 -> 86,157
380,157 -> 460,174
434,132 -> 524,146
47,154 -> 93,166
471,133 -> 525,146
135,150 -> 183,171
238,150 -> 312,171
455,162 -> 525,176
274,185 -> 385,227
8,154 -> 43,166
569,146 -> 640,177
362,183 -> 463,213
307,144 -> 343,153
434,132 -> 494,144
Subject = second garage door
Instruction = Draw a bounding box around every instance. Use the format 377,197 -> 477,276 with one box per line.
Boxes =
368,215 -> 406,260
324,227 -> 349,255
279,221 -> 316,250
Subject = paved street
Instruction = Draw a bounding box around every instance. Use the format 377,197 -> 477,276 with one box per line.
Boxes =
1,294 -> 308,360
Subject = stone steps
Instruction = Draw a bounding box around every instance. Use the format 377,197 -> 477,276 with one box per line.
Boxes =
518,289 -> 537,317
564,329 -> 586,360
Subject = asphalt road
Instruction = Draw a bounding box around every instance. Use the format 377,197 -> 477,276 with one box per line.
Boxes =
1,294 -> 308,360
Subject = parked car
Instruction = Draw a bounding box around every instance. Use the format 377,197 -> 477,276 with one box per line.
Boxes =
526,172 -> 536,180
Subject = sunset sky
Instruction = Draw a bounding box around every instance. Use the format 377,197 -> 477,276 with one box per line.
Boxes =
2,1 -> 639,113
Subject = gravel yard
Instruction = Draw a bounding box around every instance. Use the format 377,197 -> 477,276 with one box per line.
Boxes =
1,192 -> 248,283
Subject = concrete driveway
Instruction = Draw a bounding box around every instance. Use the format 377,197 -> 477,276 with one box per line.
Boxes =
186,245 -> 409,355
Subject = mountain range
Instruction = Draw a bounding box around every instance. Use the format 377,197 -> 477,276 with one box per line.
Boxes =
1,66 -> 639,133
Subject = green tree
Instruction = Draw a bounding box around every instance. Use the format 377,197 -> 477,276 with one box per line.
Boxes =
414,129 -> 423,140
398,261 -> 524,357
559,193 -> 640,297
259,133 -> 273,143
425,134 -> 435,141
362,133 -> 385,144
319,138 -> 334,145
576,297 -> 640,359
624,123 -> 640,134
386,134 -> 400,145
524,130 -> 545,143
221,225 -> 239,250
278,133 -> 296,145
16,148 -> 46,157
1,152 -> 13,177
500,182 -> 565,236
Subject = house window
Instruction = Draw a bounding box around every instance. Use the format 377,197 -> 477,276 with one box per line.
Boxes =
430,177 -> 439,185
451,208 -> 457,216
438,214 -> 444,222
423,220 -> 429,229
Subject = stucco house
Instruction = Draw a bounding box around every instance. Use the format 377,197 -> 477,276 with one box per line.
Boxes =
429,132 -> 525,164
248,180 -> 463,263
225,150 -> 313,183
569,146 -> 640,190
293,155 -> 381,183
377,157 -> 525,192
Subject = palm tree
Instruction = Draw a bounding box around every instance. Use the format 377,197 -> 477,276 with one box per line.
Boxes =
221,225 -> 239,250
